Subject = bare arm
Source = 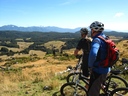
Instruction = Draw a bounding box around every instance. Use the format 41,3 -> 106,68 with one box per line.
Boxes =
74,49 -> 80,56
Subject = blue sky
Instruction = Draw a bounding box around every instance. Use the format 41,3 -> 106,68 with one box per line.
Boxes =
0,0 -> 128,32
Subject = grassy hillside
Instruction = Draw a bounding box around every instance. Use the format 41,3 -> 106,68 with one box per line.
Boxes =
0,35 -> 128,96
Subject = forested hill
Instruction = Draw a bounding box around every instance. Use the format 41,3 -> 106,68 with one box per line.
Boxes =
0,31 -> 80,42
0,30 -> 127,56
104,31 -> 128,38
0,30 -> 128,41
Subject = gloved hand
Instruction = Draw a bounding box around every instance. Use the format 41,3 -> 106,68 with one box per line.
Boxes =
76,54 -> 82,59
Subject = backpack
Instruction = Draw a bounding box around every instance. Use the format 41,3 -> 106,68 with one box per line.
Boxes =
98,36 -> 119,67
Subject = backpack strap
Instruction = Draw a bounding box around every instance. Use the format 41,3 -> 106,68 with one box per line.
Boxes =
97,36 -> 107,42
94,36 -> 107,65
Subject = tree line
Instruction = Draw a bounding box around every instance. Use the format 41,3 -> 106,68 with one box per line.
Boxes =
0,30 -> 127,56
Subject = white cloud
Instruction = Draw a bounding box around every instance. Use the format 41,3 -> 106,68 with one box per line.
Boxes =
105,22 -> 128,32
114,12 -> 124,18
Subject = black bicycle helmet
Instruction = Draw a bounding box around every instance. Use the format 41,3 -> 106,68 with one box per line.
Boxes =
90,21 -> 104,32
80,28 -> 88,34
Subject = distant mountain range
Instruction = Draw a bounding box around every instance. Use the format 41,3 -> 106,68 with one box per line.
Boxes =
0,25 -> 82,33
0,25 -> 115,33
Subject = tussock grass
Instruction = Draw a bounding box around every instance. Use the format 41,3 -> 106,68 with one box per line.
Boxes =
0,59 -> 75,96
0,39 -> 127,96
44,40 -> 65,49
117,40 -> 128,58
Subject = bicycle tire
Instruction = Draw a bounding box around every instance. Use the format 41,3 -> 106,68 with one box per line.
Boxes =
66,72 -> 89,86
60,82 -> 87,96
66,72 -> 81,82
110,87 -> 128,96
105,75 -> 128,92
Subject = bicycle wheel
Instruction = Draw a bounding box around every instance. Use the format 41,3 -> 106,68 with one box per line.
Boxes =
66,72 -> 89,86
67,72 -> 81,82
105,75 -> 128,92
110,87 -> 128,96
60,82 -> 87,96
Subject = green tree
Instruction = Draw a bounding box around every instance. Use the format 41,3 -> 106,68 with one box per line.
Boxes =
0,47 -> 9,52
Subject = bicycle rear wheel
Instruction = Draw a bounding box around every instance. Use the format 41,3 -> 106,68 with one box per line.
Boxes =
60,82 -> 87,96
106,75 -> 128,90
110,87 -> 128,96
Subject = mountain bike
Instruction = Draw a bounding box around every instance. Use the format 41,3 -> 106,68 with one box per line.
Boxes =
66,69 -> 128,93
60,57 -> 128,96
67,58 -> 128,87
66,62 -> 128,88
60,69 -> 128,96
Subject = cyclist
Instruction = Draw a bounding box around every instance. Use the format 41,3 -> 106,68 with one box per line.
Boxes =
74,28 -> 92,78
88,21 -> 111,96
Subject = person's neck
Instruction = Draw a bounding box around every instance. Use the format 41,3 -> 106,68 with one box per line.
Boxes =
82,36 -> 87,39
85,36 -> 88,38
92,32 -> 102,38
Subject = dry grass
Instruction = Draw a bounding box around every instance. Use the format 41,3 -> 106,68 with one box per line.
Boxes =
0,42 -> 34,52
0,39 -> 127,96
0,72 -> 20,96
29,50 -> 46,58
116,40 -> 128,59
0,58 -> 76,96
43,40 -> 65,49
109,36 -> 123,41
17,42 -> 34,50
